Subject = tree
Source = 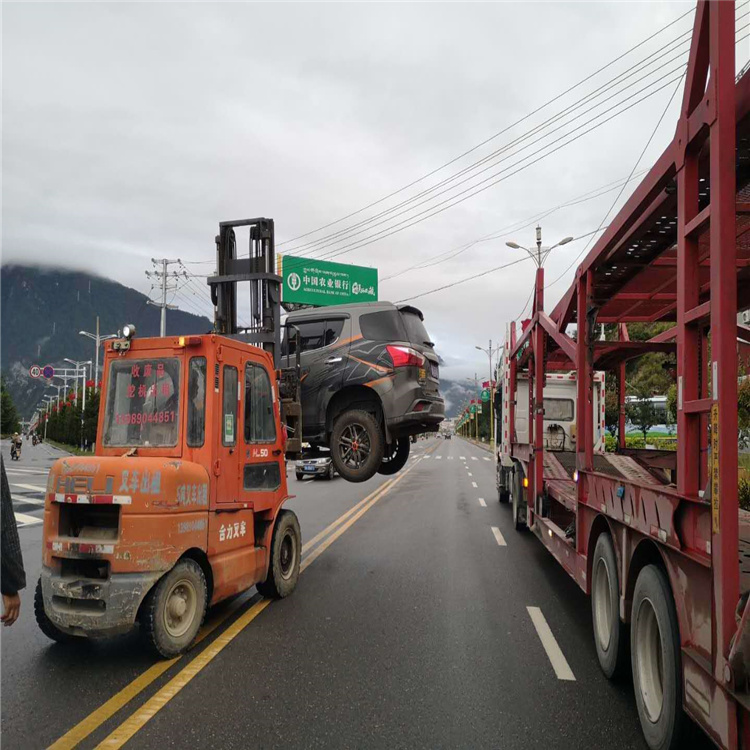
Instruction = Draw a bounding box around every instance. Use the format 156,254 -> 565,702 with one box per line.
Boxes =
626,383 -> 659,441
604,383 -> 620,438
665,384 -> 677,436
1,377 -> 20,434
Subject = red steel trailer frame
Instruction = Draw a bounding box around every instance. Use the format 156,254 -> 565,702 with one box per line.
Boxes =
506,2 -> 750,747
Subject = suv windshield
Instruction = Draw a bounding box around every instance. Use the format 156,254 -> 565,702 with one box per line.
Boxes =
103,357 -> 181,447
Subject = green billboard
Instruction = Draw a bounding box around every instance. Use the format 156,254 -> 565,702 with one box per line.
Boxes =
279,255 -> 377,307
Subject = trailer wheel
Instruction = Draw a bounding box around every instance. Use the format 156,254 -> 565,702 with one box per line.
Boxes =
591,534 -> 628,679
331,410 -> 384,483
377,438 -> 410,475
140,559 -> 207,658
34,578 -> 80,644
631,565 -> 684,750
511,466 -> 527,531
256,510 -> 301,599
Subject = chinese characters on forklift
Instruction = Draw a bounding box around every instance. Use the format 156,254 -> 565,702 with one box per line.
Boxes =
102,358 -> 181,446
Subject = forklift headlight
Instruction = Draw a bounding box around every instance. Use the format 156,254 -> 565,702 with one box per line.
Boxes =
122,324 -> 136,340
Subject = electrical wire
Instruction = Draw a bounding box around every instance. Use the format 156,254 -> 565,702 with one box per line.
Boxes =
277,6 -> 695,249
396,228 -> 603,303
544,64 -> 688,292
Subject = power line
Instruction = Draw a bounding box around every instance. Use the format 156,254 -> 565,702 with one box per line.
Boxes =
545,65 -> 688,292
380,168 -> 649,283
281,70 -> 687,273
285,27 -> 697,258
396,228 -> 604,303
277,6 -> 695,250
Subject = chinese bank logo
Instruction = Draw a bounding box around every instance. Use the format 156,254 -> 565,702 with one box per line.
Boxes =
288,272 -> 301,291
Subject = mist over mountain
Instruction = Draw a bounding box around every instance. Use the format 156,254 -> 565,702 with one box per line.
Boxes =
1,265 -> 212,417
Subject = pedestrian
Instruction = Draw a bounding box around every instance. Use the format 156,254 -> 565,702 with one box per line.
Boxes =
1,455 -> 26,626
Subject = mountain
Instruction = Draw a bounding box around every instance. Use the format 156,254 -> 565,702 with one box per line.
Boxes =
1,265 -> 213,418
440,378 -> 480,418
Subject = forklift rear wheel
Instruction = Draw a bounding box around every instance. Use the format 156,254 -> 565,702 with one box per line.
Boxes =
377,438 -> 410,475
631,565 -> 683,750
34,578 -> 80,644
591,533 -> 628,679
257,510 -> 301,599
511,467 -> 527,531
331,410 -> 384,483
140,558 -> 207,658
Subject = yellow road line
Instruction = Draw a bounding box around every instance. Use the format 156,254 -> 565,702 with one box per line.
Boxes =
93,456 -> 425,749
94,599 -> 271,749
48,592 -> 254,750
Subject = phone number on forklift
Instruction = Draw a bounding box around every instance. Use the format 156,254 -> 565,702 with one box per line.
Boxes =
114,410 -> 176,425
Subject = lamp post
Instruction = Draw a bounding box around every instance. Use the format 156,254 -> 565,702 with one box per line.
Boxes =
64,359 -> 92,450
80,317 -> 117,389
475,340 -> 502,448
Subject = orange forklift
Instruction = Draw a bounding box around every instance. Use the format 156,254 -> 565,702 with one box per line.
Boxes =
35,219 -> 304,657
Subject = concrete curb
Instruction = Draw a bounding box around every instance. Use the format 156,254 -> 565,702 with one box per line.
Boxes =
459,437 -> 494,454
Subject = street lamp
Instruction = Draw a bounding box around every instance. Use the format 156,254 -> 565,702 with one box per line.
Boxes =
80,316 -> 117,388
506,225 -> 574,268
475,340 -> 502,448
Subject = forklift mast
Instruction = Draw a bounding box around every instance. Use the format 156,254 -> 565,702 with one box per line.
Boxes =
207,218 -> 302,455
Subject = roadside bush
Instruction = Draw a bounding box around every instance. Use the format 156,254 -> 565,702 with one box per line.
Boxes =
740,477 -> 750,512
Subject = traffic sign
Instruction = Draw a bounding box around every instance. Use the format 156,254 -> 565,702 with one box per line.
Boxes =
42,365 -> 55,379
477,402 -> 483,414
29,365 -> 41,379
470,404 -> 477,414
481,388 -> 491,402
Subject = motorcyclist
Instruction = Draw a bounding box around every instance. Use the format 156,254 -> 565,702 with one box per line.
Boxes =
10,433 -> 22,460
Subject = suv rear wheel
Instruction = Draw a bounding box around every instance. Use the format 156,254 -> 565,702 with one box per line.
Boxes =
378,438 -> 410,475
331,410 -> 384,482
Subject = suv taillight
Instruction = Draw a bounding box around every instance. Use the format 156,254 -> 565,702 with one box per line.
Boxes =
386,345 -> 425,368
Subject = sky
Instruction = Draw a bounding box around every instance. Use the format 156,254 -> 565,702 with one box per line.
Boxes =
3,1 -> 749,384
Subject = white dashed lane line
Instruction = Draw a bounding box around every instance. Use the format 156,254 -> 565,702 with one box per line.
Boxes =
478,498 -> 487,507
491,526 -> 506,545
468,472 -> 473,477
471,481 -> 478,488
527,606 -> 576,681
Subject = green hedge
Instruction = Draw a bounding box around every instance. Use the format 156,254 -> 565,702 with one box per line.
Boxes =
604,435 -> 677,452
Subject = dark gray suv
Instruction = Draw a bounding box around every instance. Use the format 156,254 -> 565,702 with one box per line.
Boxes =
283,302 -> 444,482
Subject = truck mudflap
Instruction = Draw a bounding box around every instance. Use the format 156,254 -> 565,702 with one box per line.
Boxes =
40,566 -> 162,637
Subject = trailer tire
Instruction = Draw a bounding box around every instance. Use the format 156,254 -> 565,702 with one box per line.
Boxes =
631,565 -> 684,750
591,533 -> 628,679
511,466 -> 527,531
34,578 -> 80,644
331,409 -> 384,483
256,510 -> 301,599
140,559 -> 207,658
377,438 -> 410,475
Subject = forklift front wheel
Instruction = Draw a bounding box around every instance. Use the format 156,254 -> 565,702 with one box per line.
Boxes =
140,558 -> 207,658
257,510 -> 301,599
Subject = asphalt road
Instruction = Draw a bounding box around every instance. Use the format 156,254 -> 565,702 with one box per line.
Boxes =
0,436 -> 712,749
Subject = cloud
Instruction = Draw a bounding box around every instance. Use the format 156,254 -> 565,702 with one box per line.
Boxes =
4,1 -> 727,382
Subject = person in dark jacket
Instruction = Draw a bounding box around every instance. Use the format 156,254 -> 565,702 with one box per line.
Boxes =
1,455 -> 26,625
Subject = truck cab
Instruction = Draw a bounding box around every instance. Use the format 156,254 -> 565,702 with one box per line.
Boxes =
36,329 -> 301,657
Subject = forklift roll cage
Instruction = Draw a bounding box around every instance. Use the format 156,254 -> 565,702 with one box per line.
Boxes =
506,2 -> 750,746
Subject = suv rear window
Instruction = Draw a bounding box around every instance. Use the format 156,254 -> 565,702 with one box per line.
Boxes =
103,358 -> 181,447
359,311 -> 407,342
400,310 -> 434,348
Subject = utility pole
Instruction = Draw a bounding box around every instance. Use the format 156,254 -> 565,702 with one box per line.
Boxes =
80,316 -> 117,388
65,359 -> 92,449
146,258 -> 181,337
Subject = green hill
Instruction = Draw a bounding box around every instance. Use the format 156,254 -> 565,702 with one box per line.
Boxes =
1,264 -> 213,418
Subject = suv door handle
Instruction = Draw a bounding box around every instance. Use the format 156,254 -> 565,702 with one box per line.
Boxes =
325,357 -> 343,364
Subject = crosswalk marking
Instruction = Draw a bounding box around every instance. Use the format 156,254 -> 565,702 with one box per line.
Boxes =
15,512 -> 43,528
448,456 -> 454,460
478,498 -> 487,507
471,457 -> 478,461
435,456 -> 442,460
483,457 -> 491,461
12,483 -> 46,492
460,456 -> 466,460
13,496 -> 45,506
491,526 -> 506,545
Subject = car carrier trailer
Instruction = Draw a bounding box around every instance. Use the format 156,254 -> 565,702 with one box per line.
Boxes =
496,3 -> 750,748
